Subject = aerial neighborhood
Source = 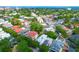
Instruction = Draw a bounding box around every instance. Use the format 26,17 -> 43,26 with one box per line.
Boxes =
0,8 -> 79,52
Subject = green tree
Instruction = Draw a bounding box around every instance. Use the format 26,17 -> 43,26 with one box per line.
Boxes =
10,18 -> 22,27
73,27 -> 79,34
30,22 -> 43,33
28,40 -> 39,48
56,25 -> 68,38
39,44 -> 49,52
46,31 -> 57,39
2,27 -> 18,37
0,38 -> 11,52
13,14 -> 20,18
2,27 -> 41,52
16,40 -> 32,52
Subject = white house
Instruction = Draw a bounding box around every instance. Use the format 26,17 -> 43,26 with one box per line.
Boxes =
2,21 -> 13,28
36,34 -> 53,46
31,12 -> 46,26
0,28 -> 11,40
0,19 -> 5,25
44,27 -> 55,32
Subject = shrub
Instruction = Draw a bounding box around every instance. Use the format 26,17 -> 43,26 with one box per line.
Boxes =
73,27 -> 79,34
0,38 -> 11,52
46,31 -> 57,39
16,40 -> 32,52
30,22 -> 43,33
39,44 -> 49,52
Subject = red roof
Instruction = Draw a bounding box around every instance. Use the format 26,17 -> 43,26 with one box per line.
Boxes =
12,26 -> 23,33
14,28 -> 23,33
27,31 -> 38,38
63,26 -> 70,31
12,26 -> 19,29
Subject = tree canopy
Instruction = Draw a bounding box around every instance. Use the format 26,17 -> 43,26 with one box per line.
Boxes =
30,22 -> 43,33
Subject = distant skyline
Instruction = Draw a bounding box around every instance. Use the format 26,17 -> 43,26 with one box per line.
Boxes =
0,6 -> 79,10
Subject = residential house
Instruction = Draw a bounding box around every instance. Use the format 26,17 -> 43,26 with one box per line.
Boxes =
26,31 -> 38,40
2,21 -> 13,28
70,17 -> 76,22
44,24 -> 55,32
22,20 -> 30,28
11,26 -> 24,33
19,27 -> 29,35
62,26 -> 72,36
49,33 -> 68,52
24,16 -> 34,19
44,27 -> 55,32
36,34 -> 53,46
56,19 -> 64,25
19,16 -> 25,19
43,17 -> 53,25
0,19 -> 5,25
21,20 -> 30,31
50,39 -> 64,52
53,14 -> 58,19
31,12 -> 46,26
0,28 -> 11,40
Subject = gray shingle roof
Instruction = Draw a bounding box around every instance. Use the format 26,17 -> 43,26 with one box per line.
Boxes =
50,40 -> 64,52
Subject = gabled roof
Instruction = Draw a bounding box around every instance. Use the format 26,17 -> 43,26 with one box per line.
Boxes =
26,31 -> 38,37
50,40 -> 64,52
12,26 -> 24,33
14,28 -> 23,33
0,30 -> 11,39
37,34 -> 53,45
56,19 -> 64,24
12,25 -> 19,29
2,22 -> 13,27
